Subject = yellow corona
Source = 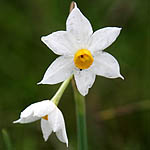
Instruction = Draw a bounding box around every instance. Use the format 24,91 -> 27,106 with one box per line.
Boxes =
74,49 -> 94,69
42,115 -> 48,120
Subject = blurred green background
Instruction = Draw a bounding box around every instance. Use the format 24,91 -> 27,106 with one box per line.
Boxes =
0,0 -> 149,150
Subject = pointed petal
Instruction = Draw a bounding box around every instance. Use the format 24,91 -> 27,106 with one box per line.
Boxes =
13,119 -> 21,124
48,108 -> 63,132
13,102 -> 41,124
56,128 -> 68,147
33,100 -> 56,118
48,107 -> 68,146
66,5 -> 93,47
74,69 -> 96,96
13,100 -> 55,124
89,27 -> 121,53
92,52 -> 124,79
38,56 -> 74,84
41,119 -> 52,141
13,116 -> 39,124
41,31 -> 77,55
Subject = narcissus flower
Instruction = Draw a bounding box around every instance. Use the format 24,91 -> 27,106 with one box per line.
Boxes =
39,3 -> 124,96
13,100 -> 68,146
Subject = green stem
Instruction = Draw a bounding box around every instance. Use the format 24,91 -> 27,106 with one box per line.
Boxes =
72,80 -> 88,150
2,129 -> 13,150
52,75 -> 73,105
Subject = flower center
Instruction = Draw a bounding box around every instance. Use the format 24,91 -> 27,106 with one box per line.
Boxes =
74,49 -> 94,69
42,115 -> 48,120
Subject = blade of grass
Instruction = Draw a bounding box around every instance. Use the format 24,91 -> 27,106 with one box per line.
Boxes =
2,129 -> 13,150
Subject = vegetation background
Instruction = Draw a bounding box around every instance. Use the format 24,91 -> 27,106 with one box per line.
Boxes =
0,0 -> 149,150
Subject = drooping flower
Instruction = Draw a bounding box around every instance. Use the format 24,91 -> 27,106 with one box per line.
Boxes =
38,3 -> 124,96
13,100 -> 68,147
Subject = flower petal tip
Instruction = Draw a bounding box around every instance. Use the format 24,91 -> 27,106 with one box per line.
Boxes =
13,119 -> 20,124
41,36 -> 45,42
66,142 -> 68,147
119,74 -> 124,80
74,2 -> 77,8
118,27 -> 122,30
82,93 -> 86,97
119,28 -> 122,33
113,27 -> 122,33
80,89 -> 88,96
37,81 -> 42,85
43,136 -> 48,142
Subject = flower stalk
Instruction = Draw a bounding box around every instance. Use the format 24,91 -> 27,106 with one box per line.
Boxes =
52,75 -> 73,105
72,80 -> 88,150
70,2 -> 88,149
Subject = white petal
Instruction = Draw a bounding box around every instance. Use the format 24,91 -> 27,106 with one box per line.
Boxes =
13,100 -> 55,124
33,100 -> 56,118
13,119 -> 22,123
41,31 -> 77,55
92,52 -> 124,79
56,128 -> 68,147
48,107 -> 68,146
13,102 -> 40,124
48,108 -> 64,132
74,69 -> 96,96
13,116 -> 39,124
38,56 -> 74,84
41,119 -> 52,141
66,5 -> 93,47
89,27 -> 121,53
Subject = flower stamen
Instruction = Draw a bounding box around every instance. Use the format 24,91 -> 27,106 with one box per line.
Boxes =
74,49 -> 94,69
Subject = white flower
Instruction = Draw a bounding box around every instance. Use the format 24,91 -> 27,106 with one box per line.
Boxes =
39,3 -> 124,96
13,100 -> 68,147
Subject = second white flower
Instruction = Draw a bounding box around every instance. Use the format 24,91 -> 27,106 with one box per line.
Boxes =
13,100 -> 68,147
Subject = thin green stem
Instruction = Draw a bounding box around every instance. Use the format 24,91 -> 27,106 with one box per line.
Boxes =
72,80 -> 88,150
52,75 -> 73,105
2,129 -> 13,150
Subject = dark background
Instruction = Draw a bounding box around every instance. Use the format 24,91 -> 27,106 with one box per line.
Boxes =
0,0 -> 149,150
